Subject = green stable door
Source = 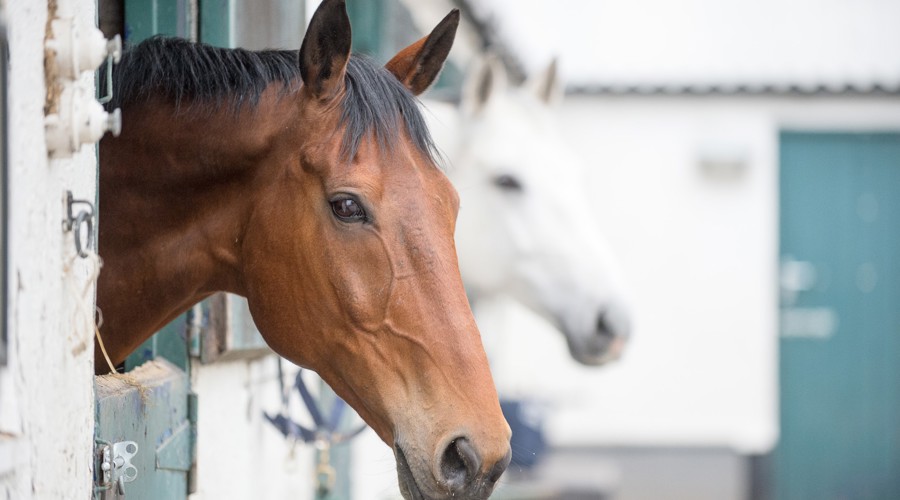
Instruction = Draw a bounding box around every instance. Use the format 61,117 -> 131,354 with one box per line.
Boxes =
776,132 -> 900,499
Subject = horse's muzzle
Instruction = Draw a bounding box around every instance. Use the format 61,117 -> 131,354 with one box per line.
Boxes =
396,437 -> 511,499
565,305 -> 632,366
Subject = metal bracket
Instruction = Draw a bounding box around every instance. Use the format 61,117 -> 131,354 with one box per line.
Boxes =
63,190 -> 95,258
95,440 -> 139,495
97,35 -> 122,105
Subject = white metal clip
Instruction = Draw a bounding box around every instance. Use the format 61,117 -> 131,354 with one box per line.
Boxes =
97,440 -> 139,494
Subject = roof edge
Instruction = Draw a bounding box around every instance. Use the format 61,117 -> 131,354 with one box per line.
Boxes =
567,82 -> 900,97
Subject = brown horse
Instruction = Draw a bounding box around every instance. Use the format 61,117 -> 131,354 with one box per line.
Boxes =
96,1 -> 511,498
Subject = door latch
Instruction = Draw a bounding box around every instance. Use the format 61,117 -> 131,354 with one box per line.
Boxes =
95,440 -> 138,495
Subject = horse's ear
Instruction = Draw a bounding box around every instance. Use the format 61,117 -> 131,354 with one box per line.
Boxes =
385,10 -> 459,96
461,54 -> 507,116
527,58 -> 563,106
299,0 -> 351,100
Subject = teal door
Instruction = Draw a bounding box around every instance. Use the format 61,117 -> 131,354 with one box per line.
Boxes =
776,132 -> 900,499
95,360 -> 196,500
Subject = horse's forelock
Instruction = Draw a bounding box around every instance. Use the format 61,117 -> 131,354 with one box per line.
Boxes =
338,56 -> 441,166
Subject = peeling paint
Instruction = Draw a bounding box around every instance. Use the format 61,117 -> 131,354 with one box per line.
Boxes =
43,0 -> 60,115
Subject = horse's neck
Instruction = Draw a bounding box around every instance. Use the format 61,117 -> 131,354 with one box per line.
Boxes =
96,96 -> 294,371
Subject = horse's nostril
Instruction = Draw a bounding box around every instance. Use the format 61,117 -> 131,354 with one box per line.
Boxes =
597,308 -> 631,340
596,311 -> 614,337
487,447 -> 512,486
440,437 -> 481,492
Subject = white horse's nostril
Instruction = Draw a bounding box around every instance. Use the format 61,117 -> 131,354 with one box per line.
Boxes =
596,306 -> 632,340
596,311 -> 614,337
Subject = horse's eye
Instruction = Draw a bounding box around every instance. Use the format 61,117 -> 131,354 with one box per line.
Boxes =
330,197 -> 367,222
493,174 -> 523,192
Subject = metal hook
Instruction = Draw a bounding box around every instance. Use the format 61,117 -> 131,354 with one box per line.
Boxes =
97,35 -> 121,105
73,210 -> 93,258
63,190 -> 95,258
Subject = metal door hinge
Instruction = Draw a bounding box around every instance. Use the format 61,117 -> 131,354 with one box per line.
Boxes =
95,440 -> 138,495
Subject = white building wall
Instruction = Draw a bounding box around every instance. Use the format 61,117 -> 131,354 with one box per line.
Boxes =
0,0 -> 99,498
190,356 -> 317,500
479,95 -> 900,453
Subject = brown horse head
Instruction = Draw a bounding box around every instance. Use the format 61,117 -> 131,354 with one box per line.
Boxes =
243,3 -> 510,497
97,1 -> 509,498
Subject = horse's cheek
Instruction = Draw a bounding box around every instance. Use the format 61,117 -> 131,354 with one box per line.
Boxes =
327,239 -> 393,330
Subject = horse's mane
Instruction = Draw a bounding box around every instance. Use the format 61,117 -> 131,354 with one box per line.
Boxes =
106,36 -> 438,162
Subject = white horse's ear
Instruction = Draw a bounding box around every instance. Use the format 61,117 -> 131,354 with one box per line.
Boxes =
461,54 -> 507,115
526,58 -> 563,106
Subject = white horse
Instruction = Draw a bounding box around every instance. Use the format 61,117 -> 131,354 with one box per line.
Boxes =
424,56 -> 632,367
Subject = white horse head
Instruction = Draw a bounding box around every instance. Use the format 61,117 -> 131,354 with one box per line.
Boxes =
428,56 -> 632,366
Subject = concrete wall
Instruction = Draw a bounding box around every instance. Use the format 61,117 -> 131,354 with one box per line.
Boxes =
0,0 -> 99,498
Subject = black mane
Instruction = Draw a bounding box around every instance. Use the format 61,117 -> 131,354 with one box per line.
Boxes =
107,36 -> 438,162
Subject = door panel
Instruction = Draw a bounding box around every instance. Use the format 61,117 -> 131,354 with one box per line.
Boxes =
124,0 -> 193,41
95,359 -> 194,499
776,132 -> 900,499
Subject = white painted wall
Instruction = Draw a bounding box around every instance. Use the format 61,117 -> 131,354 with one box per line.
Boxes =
476,95 -> 900,454
0,0 -> 98,498
351,431 -> 401,500
190,356 -> 317,500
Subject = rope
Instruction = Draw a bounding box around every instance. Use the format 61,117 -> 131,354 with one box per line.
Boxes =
64,248 -> 152,410
94,318 -> 117,375
63,249 -> 116,374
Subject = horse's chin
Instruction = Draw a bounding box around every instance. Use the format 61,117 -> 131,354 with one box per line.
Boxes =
564,329 -> 628,367
395,445 -> 427,500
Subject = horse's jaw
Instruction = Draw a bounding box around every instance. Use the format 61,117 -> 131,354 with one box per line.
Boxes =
512,257 -> 634,367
